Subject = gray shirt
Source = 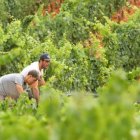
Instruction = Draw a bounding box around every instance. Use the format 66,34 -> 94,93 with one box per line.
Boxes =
0,73 -> 26,99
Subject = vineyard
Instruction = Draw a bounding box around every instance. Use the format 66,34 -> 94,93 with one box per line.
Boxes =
0,0 -> 140,139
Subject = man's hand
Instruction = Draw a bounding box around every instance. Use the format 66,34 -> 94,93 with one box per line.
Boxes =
29,80 -> 38,88
38,76 -> 45,86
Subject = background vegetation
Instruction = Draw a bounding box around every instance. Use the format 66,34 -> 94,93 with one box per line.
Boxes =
0,0 -> 140,139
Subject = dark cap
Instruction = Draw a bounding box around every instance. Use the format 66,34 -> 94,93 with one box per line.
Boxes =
40,53 -> 50,61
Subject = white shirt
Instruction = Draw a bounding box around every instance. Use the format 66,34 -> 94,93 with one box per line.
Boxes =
21,62 -> 43,77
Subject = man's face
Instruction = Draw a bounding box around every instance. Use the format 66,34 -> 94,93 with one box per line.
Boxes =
27,75 -> 38,85
41,60 -> 50,69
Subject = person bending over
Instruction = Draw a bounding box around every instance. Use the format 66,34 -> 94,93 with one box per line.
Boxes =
0,70 -> 39,103
21,53 -> 50,100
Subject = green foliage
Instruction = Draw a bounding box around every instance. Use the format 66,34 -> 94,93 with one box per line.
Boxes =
0,69 -> 140,139
1,1 -> 140,92
0,0 -> 9,24
96,70 -> 140,140
129,9 -> 140,23
26,11 -> 92,44
0,20 -> 47,75
114,23 -> 140,71
0,0 -> 43,24
94,13 -> 140,71
0,70 -> 140,139
1,1 -> 140,140
40,36 -> 111,92
0,94 -> 37,115
25,0 -> 127,45
127,67 -> 140,82
61,0 -> 126,20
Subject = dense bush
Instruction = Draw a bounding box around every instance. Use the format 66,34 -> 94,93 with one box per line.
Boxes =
0,70 -> 140,139
94,10 -> 140,71
0,19 -> 111,92
1,10 -> 140,92
23,0 -> 127,44
0,0 -> 51,25
1,1 -> 140,139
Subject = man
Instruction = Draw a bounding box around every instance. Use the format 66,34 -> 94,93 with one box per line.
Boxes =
0,70 -> 39,102
20,53 -> 50,100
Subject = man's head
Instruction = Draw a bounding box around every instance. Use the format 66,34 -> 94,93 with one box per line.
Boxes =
39,53 -> 50,69
25,70 -> 40,85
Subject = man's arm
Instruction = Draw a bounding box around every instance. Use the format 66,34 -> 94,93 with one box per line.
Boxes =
16,84 -> 24,94
29,81 -> 40,104
32,87 -> 40,104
